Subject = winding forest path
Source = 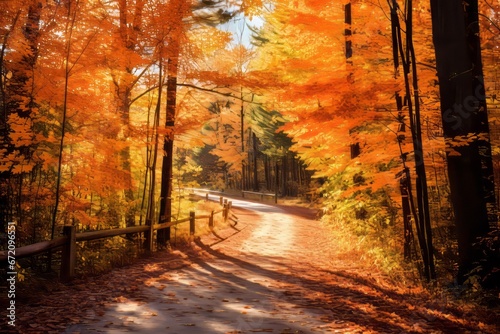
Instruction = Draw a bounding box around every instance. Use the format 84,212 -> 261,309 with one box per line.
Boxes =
7,197 -> 499,333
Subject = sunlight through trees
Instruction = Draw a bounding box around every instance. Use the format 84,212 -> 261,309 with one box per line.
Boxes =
1,0 -> 499,289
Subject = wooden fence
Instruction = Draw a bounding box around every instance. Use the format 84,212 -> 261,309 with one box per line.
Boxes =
186,187 -> 278,204
0,197 -> 234,282
241,190 -> 278,203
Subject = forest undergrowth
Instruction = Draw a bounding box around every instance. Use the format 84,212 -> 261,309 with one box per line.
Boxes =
11,196 -> 230,288
312,193 -> 500,318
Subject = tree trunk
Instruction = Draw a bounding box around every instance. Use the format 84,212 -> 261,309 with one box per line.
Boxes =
281,154 -> 287,196
406,0 -> 435,280
246,162 -> 251,191
0,2 -> 41,231
116,0 -> 145,228
264,155 -> 270,191
391,0 -> 436,280
275,162 -> 279,197
390,0 -> 435,280
252,132 -> 258,191
240,88 -> 245,191
144,54 -> 163,248
0,9 -> 22,234
430,0 -> 497,283
157,57 -> 177,246
157,0 -> 187,246
241,164 -> 245,190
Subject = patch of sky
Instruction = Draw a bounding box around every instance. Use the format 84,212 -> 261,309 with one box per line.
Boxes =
220,12 -> 265,47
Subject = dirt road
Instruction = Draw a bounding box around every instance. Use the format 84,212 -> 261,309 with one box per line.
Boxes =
5,197 -> 499,333
64,200 -> 337,333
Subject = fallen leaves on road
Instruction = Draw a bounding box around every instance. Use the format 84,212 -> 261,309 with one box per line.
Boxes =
1,206 -> 498,334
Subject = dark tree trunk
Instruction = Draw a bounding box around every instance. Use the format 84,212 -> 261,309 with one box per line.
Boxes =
252,132 -> 258,191
275,162 -> 279,197
247,162 -> 251,191
158,1 -> 186,246
157,57 -> 177,246
430,0 -> 497,283
296,159 -> 302,192
407,0 -> 435,280
264,155 -> 270,191
1,2 -> 41,231
281,155 -> 288,196
144,54 -> 163,249
240,88 -> 245,191
241,163 -> 247,190
390,0 -> 435,280
0,11 -> 21,234
400,177 -> 413,260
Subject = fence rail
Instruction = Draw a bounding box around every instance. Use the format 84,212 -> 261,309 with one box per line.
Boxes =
1,197 -> 235,282
185,187 -> 278,204
242,190 -> 278,203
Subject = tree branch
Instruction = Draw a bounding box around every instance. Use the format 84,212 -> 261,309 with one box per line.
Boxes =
180,83 -> 262,104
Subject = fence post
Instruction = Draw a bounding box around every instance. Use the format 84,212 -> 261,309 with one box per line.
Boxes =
190,211 -> 195,235
223,200 -> 229,222
209,210 -> 214,229
219,196 -> 223,205
61,225 -> 76,282
206,193 -> 209,201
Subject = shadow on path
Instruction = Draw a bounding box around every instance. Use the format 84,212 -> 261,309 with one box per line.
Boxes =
193,236 -> 500,334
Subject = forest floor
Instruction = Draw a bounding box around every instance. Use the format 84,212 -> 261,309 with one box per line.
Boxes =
2,198 -> 500,333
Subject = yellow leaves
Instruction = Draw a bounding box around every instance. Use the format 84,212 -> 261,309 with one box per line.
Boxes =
288,124 -> 351,176
304,0 -> 333,11
252,1 -> 410,171
198,99 -> 246,171
212,146 -> 242,165
188,27 -> 231,54
192,70 -> 235,87
289,11 -> 342,34
176,129 -> 206,148
15,263 -> 26,282
241,0 -> 264,17
192,44 -> 256,92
